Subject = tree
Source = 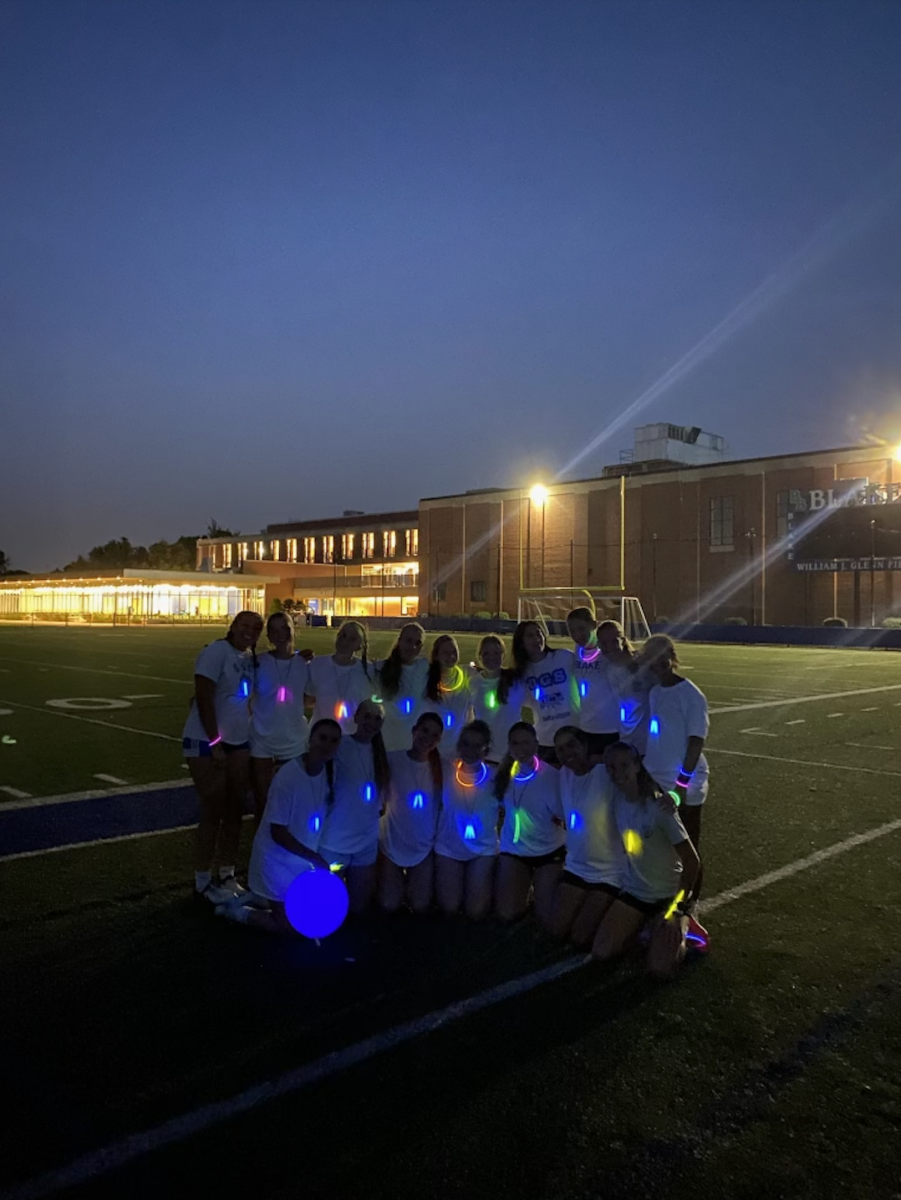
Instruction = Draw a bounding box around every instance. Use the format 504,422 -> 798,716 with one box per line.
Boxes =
207,519 -> 236,538
0,550 -> 10,575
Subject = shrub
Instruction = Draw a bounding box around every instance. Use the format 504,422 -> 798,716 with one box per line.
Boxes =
881,617 -> 901,629
724,616 -> 748,626
268,598 -> 284,615
823,616 -> 848,628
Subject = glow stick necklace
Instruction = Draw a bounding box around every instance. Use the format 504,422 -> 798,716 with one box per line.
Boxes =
439,664 -> 467,694
577,645 -> 601,664
511,756 -> 539,809
455,760 -> 488,789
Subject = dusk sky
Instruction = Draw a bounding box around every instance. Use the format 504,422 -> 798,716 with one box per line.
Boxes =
3,0 -> 901,572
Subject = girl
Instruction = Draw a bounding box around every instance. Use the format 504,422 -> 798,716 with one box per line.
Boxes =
182,610 -> 262,905
375,622 -> 429,751
305,620 -> 375,734
378,711 -> 444,914
219,719 -> 343,932
548,725 -> 622,946
249,611 -> 310,825
510,621 -> 579,762
434,720 -> 498,919
494,722 -> 566,924
567,608 -> 622,757
424,634 -> 474,754
319,699 -> 390,913
637,634 -> 709,942
597,618 -> 651,754
592,741 -> 700,978
469,635 -> 526,762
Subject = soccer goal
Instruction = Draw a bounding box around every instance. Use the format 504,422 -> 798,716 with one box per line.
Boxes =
517,589 -> 652,643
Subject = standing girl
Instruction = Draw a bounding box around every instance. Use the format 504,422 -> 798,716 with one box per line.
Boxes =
434,720 -> 498,919
566,607 -> 621,756
305,620 -> 375,734
592,741 -> 700,977
494,722 -> 566,924
249,611 -> 310,825
182,610 -> 263,904
376,622 -> 429,751
424,635 -> 474,754
510,621 -> 579,762
548,725 -> 622,946
219,719 -> 343,932
378,711 -> 444,914
319,699 -> 390,913
469,635 -> 525,762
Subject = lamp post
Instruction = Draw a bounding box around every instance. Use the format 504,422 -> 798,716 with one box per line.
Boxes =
745,528 -> 756,625
530,485 -> 548,589
651,532 -> 658,622
870,517 -> 877,627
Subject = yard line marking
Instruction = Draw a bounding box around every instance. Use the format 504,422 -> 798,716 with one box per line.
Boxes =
0,699 -> 180,742
0,822 -> 198,863
122,694 -> 164,700
5,816 -> 901,1200
844,742 -> 894,752
0,778 -> 193,812
861,706 -> 878,712
0,709 -> 13,717
0,786 -> 32,800
785,719 -> 806,726
826,713 -> 843,718
710,682 -> 901,715
708,746 -> 901,779
0,656 -> 185,686
93,774 -> 129,785
739,728 -> 778,737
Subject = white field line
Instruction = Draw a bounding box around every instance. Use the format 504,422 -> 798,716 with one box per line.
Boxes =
827,713 -> 843,718
0,699 -> 181,742
0,813 -> 251,863
0,656 -> 185,686
785,719 -> 806,726
739,729 -> 778,737
709,682 -> 901,715
4,815 -> 901,1200
708,746 -> 901,779
0,778 -> 193,812
844,742 -> 894,752
0,786 -> 32,800
93,774 -> 129,785
122,694 -> 164,700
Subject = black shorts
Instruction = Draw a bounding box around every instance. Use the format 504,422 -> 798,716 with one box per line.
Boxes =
500,846 -> 566,869
617,891 -> 669,916
559,871 -> 620,896
584,732 -> 620,757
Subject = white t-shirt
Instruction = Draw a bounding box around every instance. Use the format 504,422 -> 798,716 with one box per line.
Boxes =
558,763 -> 622,886
250,652 -> 310,760
643,678 -> 710,805
321,736 -> 382,856
520,648 -> 580,745
571,651 -> 622,734
182,639 -> 255,746
375,658 -> 430,751
612,790 -> 689,903
469,673 -> 527,761
498,759 -> 566,857
248,758 -> 330,900
379,748 -> 441,867
618,668 -> 652,756
425,667 -> 475,755
305,655 -> 375,733
434,758 -> 498,860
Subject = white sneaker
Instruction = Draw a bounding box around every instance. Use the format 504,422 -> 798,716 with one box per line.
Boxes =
219,875 -> 247,897
195,880 -> 235,905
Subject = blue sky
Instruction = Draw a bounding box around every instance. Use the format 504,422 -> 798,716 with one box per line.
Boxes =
2,0 -> 901,570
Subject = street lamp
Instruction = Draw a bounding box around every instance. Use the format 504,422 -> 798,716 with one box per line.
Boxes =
530,485 -> 548,587
530,484 -> 549,505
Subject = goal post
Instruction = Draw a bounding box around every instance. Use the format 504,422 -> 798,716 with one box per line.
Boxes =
517,588 -> 652,643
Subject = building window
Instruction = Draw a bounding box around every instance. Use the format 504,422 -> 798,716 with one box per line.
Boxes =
383,530 -> 397,557
303,537 -> 315,563
405,528 -> 419,556
776,490 -> 789,542
238,542 -> 248,563
361,532 -> 375,559
470,580 -> 487,603
254,540 -> 266,559
341,533 -> 355,560
323,535 -> 335,564
223,543 -> 233,569
433,581 -> 447,602
709,497 -> 734,549
286,539 -> 298,562
270,540 -> 281,560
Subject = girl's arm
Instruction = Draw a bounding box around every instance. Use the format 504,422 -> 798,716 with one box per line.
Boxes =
194,676 -> 220,744
673,836 -> 700,901
270,823 -> 330,871
676,735 -> 705,787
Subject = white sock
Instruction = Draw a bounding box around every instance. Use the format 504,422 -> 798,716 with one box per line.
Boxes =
219,865 -> 236,881
195,871 -> 212,893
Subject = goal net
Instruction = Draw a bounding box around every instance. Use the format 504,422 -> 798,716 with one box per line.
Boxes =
517,589 -> 652,643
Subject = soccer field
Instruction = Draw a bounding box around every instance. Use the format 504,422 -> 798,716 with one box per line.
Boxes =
2,626 -> 900,1199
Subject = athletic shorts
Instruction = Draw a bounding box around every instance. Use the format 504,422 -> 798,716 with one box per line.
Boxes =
559,870 -> 620,896
500,846 -> 566,869
318,843 -> 378,869
182,738 -> 250,759
617,891 -> 669,916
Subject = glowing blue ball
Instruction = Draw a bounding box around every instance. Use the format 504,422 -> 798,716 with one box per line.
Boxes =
285,868 -> 349,939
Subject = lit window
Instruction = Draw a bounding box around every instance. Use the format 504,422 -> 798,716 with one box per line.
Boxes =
286,539 -> 298,562
223,544 -> 233,568
254,541 -> 266,559
303,538 -> 315,563
709,497 -> 734,549
342,533 -> 355,560
270,540 -> 281,560
323,536 -> 335,564
238,543 -> 248,563
383,530 -> 397,557
361,532 -> 375,559
406,528 -> 419,556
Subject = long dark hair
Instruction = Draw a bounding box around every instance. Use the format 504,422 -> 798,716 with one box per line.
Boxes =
371,730 -> 391,801
425,634 -> 459,702
414,711 -> 445,806
511,621 -> 545,681
477,634 -> 513,705
379,622 -> 425,699
605,740 -> 661,801
493,721 -> 537,800
305,717 -> 340,807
